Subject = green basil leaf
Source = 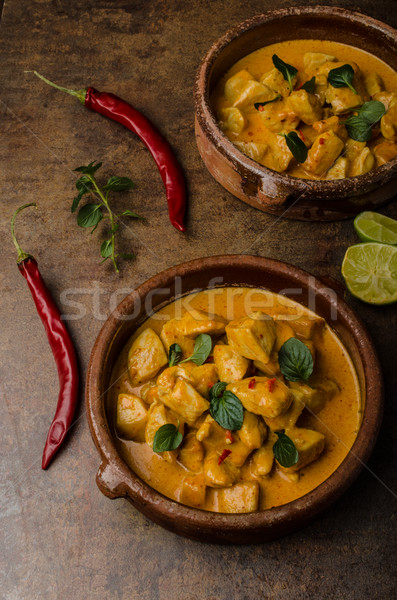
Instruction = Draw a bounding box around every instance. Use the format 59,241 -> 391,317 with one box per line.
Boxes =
74,161 -> 102,176
301,76 -> 316,94
254,94 -> 281,110
180,333 -> 212,366
75,175 -> 93,193
153,424 -> 183,453
345,115 -> 373,142
272,54 -> 298,92
103,176 -> 135,192
100,239 -> 112,258
71,190 -> 84,213
282,131 -> 308,163
357,100 -> 386,125
120,252 -> 135,260
273,430 -> 299,467
327,64 -> 357,94
168,343 -> 182,367
120,209 -> 144,219
209,381 -> 227,401
210,389 -> 244,430
77,203 -> 103,228
278,337 -> 314,381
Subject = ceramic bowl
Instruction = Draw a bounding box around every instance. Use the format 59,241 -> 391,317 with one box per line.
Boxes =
86,255 -> 383,544
194,6 -> 397,220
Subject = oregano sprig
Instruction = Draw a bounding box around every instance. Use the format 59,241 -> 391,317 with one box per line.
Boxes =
72,161 -> 143,272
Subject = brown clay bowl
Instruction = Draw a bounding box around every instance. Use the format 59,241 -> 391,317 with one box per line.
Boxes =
86,255 -> 383,544
194,6 -> 397,221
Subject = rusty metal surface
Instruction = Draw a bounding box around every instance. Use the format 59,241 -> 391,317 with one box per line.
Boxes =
0,1 -> 396,598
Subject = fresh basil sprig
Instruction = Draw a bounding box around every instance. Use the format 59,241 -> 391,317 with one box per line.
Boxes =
301,76 -> 316,94
209,383 -> 244,430
72,161 -> 142,272
168,343 -> 182,367
272,54 -> 298,92
273,430 -> 299,467
327,64 -> 357,94
180,333 -> 212,366
153,423 -> 183,453
254,94 -> 282,110
345,100 -> 386,142
278,337 -> 313,381
281,131 -> 308,163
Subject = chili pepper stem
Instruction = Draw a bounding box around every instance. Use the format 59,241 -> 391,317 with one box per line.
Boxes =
90,177 -> 119,272
11,203 -> 37,262
26,71 -> 87,105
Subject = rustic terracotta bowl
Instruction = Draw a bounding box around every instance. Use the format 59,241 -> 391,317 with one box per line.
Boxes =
86,255 -> 383,544
194,6 -> 397,221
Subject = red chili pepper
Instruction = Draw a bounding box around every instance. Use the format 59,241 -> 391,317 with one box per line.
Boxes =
218,449 -> 232,465
30,72 -> 186,232
267,377 -> 277,393
248,378 -> 256,389
225,430 -> 234,444
11,204 -> 79,470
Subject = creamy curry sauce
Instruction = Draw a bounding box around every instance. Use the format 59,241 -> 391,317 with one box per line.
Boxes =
108,288 -> 362,513
211,40 -> 397,179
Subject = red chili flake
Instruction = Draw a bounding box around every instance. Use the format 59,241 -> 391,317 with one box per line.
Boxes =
248,131 -> 254,135
204,356 -> 214,364
248,378 -> 256,390
259,334 -> 263,339
218,449 -> 232,465
258,106 -> 264,112
267,377 -> 277,393
208,381 -> 214,388
299,131 -> 306,141
319,138 -> 325,145
225,430 -> 234,444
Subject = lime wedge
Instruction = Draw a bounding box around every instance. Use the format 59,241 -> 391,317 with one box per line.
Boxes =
341,243 -> 397,305
354,211 -> 397,245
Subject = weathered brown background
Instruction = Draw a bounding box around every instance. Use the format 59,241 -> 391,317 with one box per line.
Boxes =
1,1 -> 396,598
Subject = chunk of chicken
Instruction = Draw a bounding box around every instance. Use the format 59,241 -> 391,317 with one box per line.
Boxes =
217,107 -> 247,134
372,140 -> 397,167
160,319 -> 195,358
116,393 -> 148,441
269,133 -> 294,172
226,312 -> 276,364
224,69 -> 254,104
227,377 -> 292,419
303,52 -> 336,72
216,481 -> 259,513
372,91 -> 397,111
305,131 -> 344,177
325,156 -> 349,180
174,308 -> 227,338
313,115 -> 348,142
157,367 -> 210,424
249,436 -> 276,478
314,74 -> 328,105
325,84 -> 363,115
145,401 -> 182,464
213,344 -> 249,384
238,411 -> 267,450
204,450 -> 240,488
197,415 -> 253,467
349,147 -> 375,177
289,378 -> 339,414
253,355 -> 280,378
364,73 -> 383,97
275,314 -> 324,339
258,98 -> 300,133
128,328 -> 168,386
196,414 -> 215,442
234,141 -> 268,162
274,321 -> 295,352
278,428 -> 325,473
178,432 -> 205,472
178,474 -> 206,508
260,68 -> 297,99
380,103 -> 397,139
286,89 -> 322,125
344,139 -> 367,162
182,363 -> 219,399
264,395 -> 305,431
233,80 -> 275,109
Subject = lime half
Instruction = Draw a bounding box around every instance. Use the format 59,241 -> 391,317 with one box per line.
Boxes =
341,243 -> 397,305
354,211 -> 397,245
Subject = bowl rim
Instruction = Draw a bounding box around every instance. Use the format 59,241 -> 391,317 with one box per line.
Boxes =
86,254 -> 384,534
194,5 -> 397,194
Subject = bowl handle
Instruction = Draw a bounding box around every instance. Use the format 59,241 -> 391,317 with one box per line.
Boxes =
96,460 -> 127,499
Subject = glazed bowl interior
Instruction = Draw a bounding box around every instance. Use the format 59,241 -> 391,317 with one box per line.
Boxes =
86,256 -> 383,544
195,6 -> 397,220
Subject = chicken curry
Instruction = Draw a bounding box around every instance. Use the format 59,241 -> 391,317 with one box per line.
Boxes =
211,40 -> 397,179
109,288 -> 362,514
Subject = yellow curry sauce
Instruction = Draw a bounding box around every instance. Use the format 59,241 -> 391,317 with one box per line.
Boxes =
108,288 -> 361,513
211,40 -> 397,179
